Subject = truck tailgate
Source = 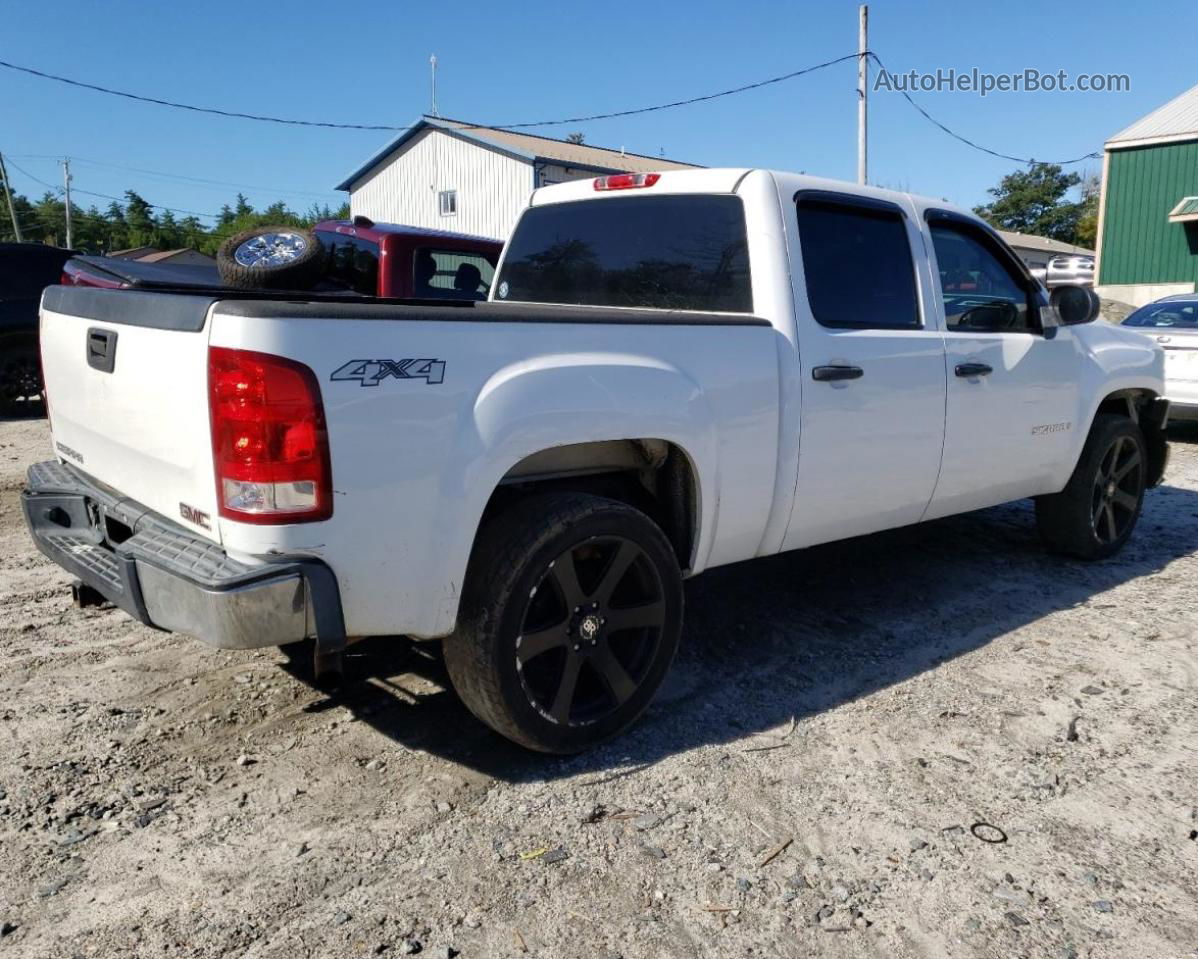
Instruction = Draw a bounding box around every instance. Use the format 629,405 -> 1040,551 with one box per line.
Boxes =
39,286 -> 221,543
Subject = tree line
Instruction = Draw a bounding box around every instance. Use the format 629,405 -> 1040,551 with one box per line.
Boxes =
0,188 -> 349,255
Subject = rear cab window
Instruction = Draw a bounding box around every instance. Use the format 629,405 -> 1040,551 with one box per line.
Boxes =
315,231 -> 380,296
495,194 -> 753,312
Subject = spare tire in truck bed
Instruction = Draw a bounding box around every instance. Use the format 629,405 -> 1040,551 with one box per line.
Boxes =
216,226 -> 326,290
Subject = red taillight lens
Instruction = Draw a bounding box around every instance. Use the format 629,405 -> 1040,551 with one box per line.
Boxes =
208,346 -> 332,524
593,172 -> 661,191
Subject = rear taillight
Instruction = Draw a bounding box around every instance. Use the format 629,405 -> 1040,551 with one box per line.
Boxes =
593,172 -> 661,191
208,347 -> 332,524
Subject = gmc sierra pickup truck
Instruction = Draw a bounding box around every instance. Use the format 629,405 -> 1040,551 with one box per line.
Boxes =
23,168 -> 1169,753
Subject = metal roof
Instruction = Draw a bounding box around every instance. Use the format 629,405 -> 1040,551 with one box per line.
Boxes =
335,116 -> 701,191
1107,83 -> 1198,148
997,229 -> 1094,257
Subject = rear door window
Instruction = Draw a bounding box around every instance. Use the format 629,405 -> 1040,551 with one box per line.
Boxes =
414,248 -> 495,300
795,197 -> 919,329
496,195 -> 752,312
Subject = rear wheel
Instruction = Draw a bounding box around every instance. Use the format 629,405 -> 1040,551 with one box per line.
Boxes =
443,493 -> 683,753
1035,414 -> 1147,559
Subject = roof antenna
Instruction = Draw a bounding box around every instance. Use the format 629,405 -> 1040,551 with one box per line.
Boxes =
429,54 -> 439,117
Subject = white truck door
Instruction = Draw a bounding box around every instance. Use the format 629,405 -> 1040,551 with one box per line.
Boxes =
781,190 -> 947,550
920,212 -> 1081,520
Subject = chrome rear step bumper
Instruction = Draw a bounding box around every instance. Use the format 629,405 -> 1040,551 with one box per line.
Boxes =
21,461 -> 344,651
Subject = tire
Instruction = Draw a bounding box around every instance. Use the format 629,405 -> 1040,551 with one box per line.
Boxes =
216,226 -> 326,291
443,493 -> 683,753
1035,414 -> 1147,560
0,333 -> 44,415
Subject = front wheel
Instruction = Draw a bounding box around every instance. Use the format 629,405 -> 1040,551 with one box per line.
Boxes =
443,493 -> 683,753
1035,414 -> 1147,559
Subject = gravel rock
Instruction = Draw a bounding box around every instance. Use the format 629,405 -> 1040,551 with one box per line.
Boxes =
1094,900 -> 1114,913
1006,912 -> 1030,927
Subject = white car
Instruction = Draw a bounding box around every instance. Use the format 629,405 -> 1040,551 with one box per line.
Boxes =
1122,295 -> 1198,419
24,168 -> 1169,752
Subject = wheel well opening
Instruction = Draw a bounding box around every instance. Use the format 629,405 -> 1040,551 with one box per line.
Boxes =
481,440 -> 698,570
1095,390 -> 1151,423
1092,389 -> 1169,487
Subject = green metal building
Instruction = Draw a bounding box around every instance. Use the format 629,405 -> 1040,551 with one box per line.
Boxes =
1097,83 -> 1198,306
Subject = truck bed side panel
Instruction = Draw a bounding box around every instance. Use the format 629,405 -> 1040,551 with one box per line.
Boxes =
208,307 -> 781,638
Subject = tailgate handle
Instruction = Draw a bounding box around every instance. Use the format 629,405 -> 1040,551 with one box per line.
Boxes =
86,328 -> 118,373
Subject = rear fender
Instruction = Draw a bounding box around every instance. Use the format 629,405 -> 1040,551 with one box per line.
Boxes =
423,353 -> 719,634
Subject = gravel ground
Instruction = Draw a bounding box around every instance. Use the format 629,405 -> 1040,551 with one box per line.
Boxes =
1,415 -> 1196,959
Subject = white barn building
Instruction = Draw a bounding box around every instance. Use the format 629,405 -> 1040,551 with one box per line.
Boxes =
336,116 -> 701,241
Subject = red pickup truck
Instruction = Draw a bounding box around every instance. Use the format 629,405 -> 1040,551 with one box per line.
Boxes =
62,219 -> 503,301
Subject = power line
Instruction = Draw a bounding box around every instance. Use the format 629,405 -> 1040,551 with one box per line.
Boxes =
490,53 -> 864,127
868,53 -> 1101,167
5,156 -> 222,220
10,154 -> 339,200
0,53 -> 862,132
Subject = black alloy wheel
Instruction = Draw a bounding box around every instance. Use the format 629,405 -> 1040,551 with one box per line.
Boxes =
516,535 -> 667,727
1090,433 -> 1144,546
443,492 -> 683,753
1036,414 -> 1148,560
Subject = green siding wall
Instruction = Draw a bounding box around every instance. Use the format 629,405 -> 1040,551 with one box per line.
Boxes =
1099,140 -> 1198,285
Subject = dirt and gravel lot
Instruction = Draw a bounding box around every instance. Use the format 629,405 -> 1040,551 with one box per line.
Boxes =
1,414 -> 1195,959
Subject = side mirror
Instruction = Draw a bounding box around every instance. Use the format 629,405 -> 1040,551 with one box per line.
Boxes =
1046,285 -> 1101,326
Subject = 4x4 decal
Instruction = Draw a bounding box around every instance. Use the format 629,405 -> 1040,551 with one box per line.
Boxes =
330,358 -> 446,387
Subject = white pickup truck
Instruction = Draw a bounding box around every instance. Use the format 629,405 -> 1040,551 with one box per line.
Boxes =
24,168 -> 1169,753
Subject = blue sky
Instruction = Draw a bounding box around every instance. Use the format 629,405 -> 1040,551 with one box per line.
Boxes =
2,0 -> 1194,227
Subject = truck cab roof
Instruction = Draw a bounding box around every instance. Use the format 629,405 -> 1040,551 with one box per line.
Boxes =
528,167 -> 982,227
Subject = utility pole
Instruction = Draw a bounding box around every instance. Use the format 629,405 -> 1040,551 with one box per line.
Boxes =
61,157 -> 74,248
857,4 -> 869,185
429,55 -> 438,117
0,152 -> 22,242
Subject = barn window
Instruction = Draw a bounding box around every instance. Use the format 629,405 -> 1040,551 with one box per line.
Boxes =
438,190 -> 457,216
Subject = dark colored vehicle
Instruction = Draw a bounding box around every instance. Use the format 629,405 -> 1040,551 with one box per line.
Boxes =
0,242 -> 76,410
62,220 -> 503,302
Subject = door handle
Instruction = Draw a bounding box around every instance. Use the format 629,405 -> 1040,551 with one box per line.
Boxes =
812,365 -> 864,382
954,362 -> 992,378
